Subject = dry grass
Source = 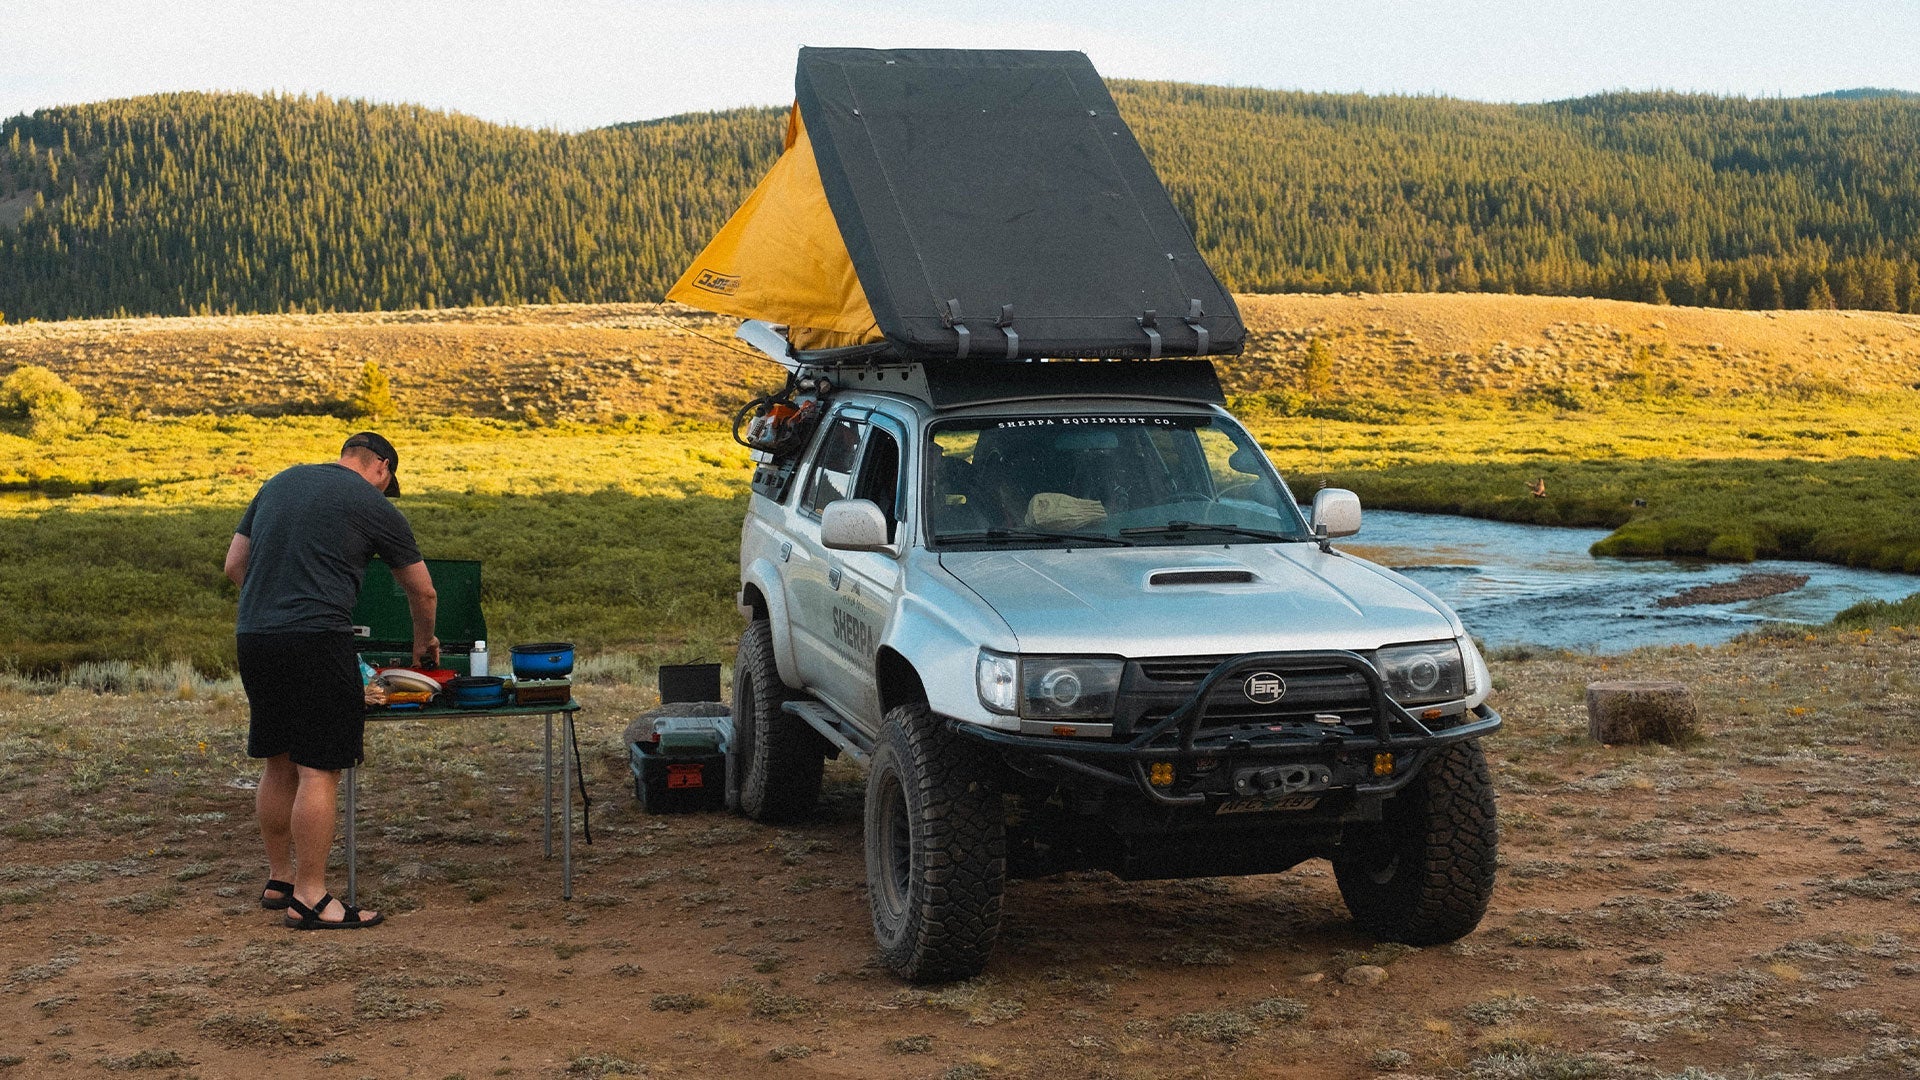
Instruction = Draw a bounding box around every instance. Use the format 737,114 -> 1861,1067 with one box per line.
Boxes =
1233,292 -> 1920,399
6,294 -> 1919,425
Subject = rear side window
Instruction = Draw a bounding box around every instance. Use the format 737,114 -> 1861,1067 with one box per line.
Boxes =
803,419 -> 866,517
853,427 -> 901,540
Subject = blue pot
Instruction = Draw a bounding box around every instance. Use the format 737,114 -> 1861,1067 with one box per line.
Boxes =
511,642 -> 575,678
447,675 -> 507,708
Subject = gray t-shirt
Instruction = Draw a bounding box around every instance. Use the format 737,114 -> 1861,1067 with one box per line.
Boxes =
235,463 -> 423,634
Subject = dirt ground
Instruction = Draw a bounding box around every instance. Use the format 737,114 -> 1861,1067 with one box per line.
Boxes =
3,631 -> 1918,1079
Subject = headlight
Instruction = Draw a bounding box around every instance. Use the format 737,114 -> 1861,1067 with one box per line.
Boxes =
976,650 -> 1123,720
1022,657 -> 1123,719
1374,640 -> 1465,705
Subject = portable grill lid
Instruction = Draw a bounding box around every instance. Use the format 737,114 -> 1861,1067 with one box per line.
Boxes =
350,558 -> 486,651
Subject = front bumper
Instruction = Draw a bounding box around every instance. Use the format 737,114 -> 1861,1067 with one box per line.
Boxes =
948,649 -> 1500,806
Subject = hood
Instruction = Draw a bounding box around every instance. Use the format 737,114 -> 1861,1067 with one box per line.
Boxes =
939,543 -> 1458,655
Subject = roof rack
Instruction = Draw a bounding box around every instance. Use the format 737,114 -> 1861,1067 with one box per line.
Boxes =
734,320 -> 1225,410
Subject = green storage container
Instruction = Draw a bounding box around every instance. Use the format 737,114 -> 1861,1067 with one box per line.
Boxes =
351,558 -> 486,669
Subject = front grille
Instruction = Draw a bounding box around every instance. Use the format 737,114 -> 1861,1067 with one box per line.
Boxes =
1117,655 -> 1378,736
1138,655 -> 1231,683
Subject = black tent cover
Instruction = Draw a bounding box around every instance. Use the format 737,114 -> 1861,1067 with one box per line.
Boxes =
796,47 -> 1244,362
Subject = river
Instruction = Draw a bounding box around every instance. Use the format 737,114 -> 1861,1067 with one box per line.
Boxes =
1337,510 -> 1920,653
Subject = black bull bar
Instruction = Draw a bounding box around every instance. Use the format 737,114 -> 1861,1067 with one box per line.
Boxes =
948,649 -> 1501,806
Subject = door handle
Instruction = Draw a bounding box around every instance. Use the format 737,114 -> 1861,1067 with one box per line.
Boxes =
827,566 -> 843,590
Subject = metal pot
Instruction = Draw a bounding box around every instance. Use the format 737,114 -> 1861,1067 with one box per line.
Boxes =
447,675 -> 508,708
510,642 -> 575,679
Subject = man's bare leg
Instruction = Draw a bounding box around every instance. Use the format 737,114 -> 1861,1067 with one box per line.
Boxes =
289,763 -> 378,923
257,753 -> 297,905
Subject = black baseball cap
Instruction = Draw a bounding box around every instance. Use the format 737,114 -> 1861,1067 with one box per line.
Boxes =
342,431 -> 401,497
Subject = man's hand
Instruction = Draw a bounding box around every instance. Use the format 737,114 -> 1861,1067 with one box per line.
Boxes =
413,635 -> 441,669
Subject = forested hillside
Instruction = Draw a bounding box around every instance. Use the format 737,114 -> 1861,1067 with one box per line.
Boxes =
2,85 -> 1918,320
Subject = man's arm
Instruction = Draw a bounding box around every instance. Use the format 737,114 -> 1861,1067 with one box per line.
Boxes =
391,560 -> 439,668
223,534 -> 251,586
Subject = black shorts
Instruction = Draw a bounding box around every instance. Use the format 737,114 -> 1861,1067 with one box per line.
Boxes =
238,631 -> 365,771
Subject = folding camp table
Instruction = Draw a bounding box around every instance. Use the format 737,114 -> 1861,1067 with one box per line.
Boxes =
345,699 -> 581,903
342,558 -> 585,902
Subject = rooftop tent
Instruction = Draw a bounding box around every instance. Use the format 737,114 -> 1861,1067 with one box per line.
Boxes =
667,48 -> 1244,361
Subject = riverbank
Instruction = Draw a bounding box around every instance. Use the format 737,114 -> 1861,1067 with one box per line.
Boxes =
5,294 -> 1920,672
1244,392 -> 1920,571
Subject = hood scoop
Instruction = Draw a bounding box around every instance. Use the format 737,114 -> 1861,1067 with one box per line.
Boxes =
1149,569 -> 1257,587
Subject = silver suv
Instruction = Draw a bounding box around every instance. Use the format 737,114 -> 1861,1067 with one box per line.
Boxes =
731,358 -> 1500,982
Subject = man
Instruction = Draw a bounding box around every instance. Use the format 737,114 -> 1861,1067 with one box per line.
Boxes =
224,431 -> 438,930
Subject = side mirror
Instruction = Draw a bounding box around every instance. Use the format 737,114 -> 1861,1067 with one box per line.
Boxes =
1310,488 -> 1362,539
821,499 -> 893,552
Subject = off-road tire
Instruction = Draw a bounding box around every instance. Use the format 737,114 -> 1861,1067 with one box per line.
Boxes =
865,704 -> 1006,983
732,619 -> 825,822
1332,739 -> 1497,944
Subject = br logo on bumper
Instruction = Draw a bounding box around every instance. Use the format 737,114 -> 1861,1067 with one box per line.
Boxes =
1243,672 -> 1286,704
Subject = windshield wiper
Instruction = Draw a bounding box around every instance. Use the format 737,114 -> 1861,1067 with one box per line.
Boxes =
1119,521 -> 1300,543
940,528 -> 1134,547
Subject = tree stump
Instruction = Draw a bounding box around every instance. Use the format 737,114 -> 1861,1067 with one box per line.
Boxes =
1585,680 -> 1697,745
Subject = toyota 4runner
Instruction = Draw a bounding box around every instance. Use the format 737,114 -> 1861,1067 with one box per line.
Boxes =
731,356 -> 1501,982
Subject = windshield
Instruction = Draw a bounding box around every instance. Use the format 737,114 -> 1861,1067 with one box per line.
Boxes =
926,413 -> 1312,549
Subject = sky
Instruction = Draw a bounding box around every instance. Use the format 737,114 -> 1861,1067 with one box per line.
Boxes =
3,0 -> 1917,131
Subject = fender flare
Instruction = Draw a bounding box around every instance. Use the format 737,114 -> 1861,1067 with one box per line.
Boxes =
739,557 -> 802,691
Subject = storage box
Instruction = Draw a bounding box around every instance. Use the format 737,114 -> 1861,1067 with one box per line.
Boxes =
629,741 -> 726,814
653,715 -> 725,753
659,663 -> 721,704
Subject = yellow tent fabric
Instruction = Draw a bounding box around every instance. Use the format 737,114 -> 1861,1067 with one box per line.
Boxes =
666,106 -> 882,350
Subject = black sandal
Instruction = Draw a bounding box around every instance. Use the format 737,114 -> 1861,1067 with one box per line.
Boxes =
284,892 -> 383,930
260,879 -> 295,911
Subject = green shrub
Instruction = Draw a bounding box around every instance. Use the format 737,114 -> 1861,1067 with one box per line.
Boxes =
1512,383 -> 1592,411
348,360 -> 395,419
1830,592 -> 1920,630
1704,531 -> 1757,562
1303,336 -> 1334,399
0,365 -> 95,438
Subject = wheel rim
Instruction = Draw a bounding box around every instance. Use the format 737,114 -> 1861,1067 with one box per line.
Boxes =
1363,850 -> 1401,885
1340,822 -> 1406,886
733,666 -> 758,775
876,773 -> 912,916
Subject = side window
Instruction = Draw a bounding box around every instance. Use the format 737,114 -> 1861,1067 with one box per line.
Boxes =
1197,427 -> 1268,496
853,427 -> 901,540
802,419 -> 865,517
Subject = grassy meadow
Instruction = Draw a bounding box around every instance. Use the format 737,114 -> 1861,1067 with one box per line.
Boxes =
3,294 -> 1920,674
2,415 -> 755,673
1246,391 -> 1920,568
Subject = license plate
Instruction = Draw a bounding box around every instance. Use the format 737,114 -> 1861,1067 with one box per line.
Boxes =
1216,794 -> 1320,815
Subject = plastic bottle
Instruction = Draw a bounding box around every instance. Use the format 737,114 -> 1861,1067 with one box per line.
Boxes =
470,640 -> 489,677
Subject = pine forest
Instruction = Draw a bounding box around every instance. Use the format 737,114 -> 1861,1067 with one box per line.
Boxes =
2,83 -> 1918,321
